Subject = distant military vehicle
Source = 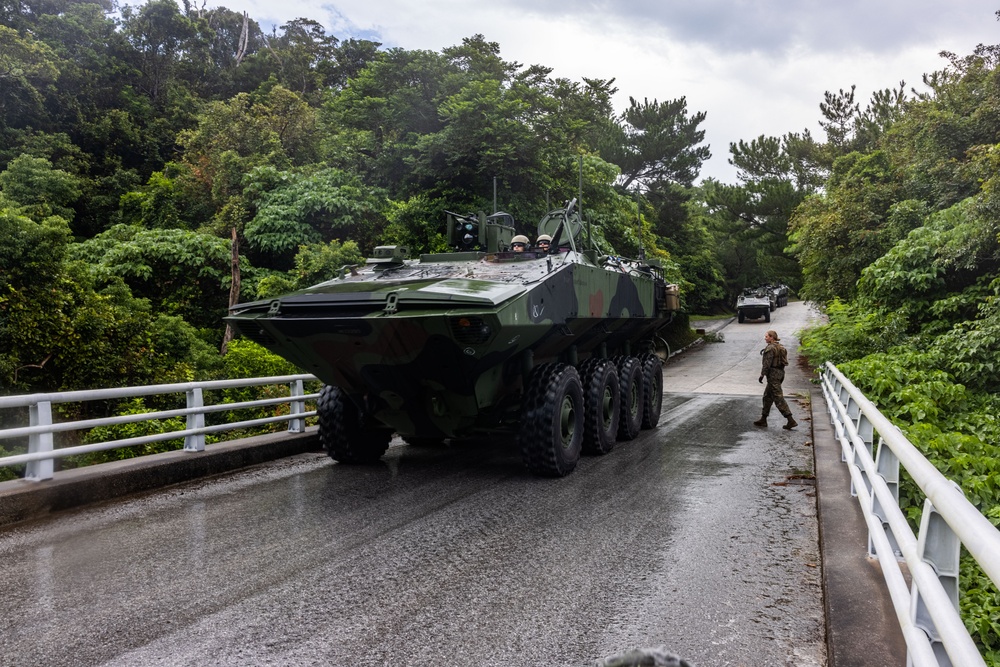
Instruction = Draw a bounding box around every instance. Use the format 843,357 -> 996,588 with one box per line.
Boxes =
736,287 -> 772,323
227,200 -> 680,477
766,283 -> 789,307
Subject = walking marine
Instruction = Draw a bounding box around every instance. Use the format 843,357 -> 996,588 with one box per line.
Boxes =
754,329 -> 797,430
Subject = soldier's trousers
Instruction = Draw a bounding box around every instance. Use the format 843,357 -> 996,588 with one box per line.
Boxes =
761,368 -> 792,418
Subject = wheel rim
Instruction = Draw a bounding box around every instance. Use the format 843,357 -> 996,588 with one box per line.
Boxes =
559,394 -> 576,448
601,385 -> 615,429
629,380 -> 640,418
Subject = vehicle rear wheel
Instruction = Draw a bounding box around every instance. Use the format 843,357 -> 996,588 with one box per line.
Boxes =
519,363 -> 584,477
317,385 -> 391,464
639,353 -> 663,429
579,359 -> 620,455
615,356 -> 644,441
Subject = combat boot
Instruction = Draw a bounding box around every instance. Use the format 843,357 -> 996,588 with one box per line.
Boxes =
753,416 -> 767,427
783,416 -> 798,430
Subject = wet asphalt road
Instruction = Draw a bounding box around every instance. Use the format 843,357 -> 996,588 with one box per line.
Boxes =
0,302 -> 826,667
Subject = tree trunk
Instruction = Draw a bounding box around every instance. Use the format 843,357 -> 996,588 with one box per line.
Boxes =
220,227 -> 241,355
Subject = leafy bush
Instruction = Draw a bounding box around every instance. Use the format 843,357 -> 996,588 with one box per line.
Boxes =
380,194 -> 454,255
243,165 -> 388,268
149,314 -> 225,380
221,338 -> 302,379
67,398 -> 186,467
799,299 -> 908,366
68,224 -> 236,330
931,283 -> 1000,392
0,444 -> 23,482
205,338 -> 318,437
295,239 -> 365,282
255,274 -> 298,300
962,556 -> 1000,658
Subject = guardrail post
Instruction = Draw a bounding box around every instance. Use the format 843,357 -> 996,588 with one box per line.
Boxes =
845,395 -> 864,495
911,495 -> 961,666
821,370 -> 845,442
288,380 -> 305,433
870,436 -> 902,559
837,381 -> 849,410
25,401 -> 54,481
185,387 -> 205,452
852,413 -> 874,499
843,393 -> 859,465
828,371 -> 843,425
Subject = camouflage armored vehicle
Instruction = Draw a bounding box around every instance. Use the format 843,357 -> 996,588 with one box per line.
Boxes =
768,283 -> 789,307
736,287 -> 771,323
227,200 -> 680,477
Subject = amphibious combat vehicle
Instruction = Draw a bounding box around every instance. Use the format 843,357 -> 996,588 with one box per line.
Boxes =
736,287 -> 772,323
226,200 -> 680,477
768,283 -> 789,307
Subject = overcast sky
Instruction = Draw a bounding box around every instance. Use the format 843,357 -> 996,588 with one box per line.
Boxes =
215,0 -> 1000,183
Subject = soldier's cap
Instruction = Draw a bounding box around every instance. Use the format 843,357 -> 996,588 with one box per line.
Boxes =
766,329 -> 779,341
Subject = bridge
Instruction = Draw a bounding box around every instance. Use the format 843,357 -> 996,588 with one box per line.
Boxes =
1,302 -> 998,666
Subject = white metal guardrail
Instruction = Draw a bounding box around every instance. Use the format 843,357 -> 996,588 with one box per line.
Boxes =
821,362 -> 1000,667
0,374 -> 320,481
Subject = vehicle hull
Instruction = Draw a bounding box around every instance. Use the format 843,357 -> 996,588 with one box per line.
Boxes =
228,252 -> 675,438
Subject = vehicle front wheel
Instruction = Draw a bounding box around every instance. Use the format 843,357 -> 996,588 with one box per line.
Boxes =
519,363 -> 584,477
317,385 -> 391,464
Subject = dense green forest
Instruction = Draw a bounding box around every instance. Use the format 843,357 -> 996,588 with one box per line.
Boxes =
3,0 -> 1000,657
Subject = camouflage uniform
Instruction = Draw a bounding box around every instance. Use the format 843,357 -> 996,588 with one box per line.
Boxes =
756,331 -> 796,428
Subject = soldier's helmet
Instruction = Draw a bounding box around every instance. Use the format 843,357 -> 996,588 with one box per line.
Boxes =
511,234 -> 529,251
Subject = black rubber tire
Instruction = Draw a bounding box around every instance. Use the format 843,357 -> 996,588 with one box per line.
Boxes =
765,310 -> 771,323
738,311 -> 745,323
518,363 -> 584,477
615,356 -> 644,441
579,359 -> 620,455
639,353 -> 663,429
317,385 -> 391,463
